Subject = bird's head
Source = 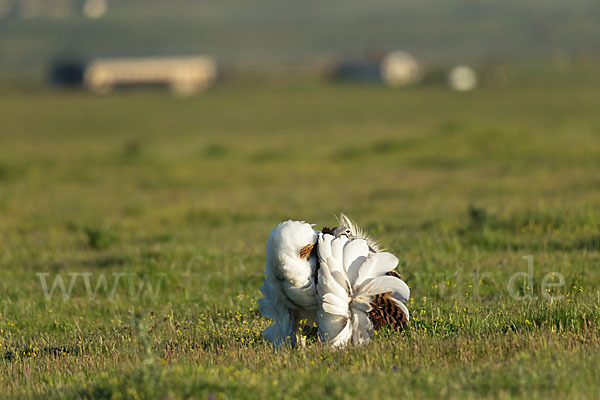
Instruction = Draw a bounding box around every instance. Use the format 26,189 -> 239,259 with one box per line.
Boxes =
321,225 -> 352,238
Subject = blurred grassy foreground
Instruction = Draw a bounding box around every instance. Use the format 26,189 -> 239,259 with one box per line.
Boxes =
1,67 -> 600,398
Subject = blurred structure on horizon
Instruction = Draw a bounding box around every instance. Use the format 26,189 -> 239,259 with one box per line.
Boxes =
81,0 -> 106,19
0,0 -> 105,19
85,56 -> 217,95
448,65 -> 478,91
51,56 -> 217,95
1,0 -> 598,84
381,51 -> 423,87
3,0 -> 599,79
331,51 -> 422,87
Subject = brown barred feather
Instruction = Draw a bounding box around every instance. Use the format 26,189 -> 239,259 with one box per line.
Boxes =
385,270 -> 403,280
299,243 -> 316,260
368,270 -> 409,331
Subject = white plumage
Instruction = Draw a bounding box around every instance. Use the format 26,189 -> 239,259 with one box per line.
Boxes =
258,220 -> 319,347
258,215 -> 410,348
316,233 -> 410,347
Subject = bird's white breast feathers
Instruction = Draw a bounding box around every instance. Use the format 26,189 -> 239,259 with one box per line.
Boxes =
265,220 -> 319,309
259,220 -> 320,346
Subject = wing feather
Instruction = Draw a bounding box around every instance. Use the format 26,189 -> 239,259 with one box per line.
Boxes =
361,275 -> 410,302
355,252 -> 399,286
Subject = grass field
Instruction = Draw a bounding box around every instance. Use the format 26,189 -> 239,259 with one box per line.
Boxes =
1,70 -> 600,398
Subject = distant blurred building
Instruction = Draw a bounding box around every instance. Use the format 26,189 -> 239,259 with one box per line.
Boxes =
1,0 -> 75,19
81,0 -> 105,19
332,51 -> 422,87
84,56 -> 218,95
380,51 -> 423,87
333,60 -> 380,83
50,59 -> 86,87
448,65 -> 478,91
0,0 -> 107,19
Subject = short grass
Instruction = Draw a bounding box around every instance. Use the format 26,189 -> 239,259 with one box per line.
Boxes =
1,69 -> 600,399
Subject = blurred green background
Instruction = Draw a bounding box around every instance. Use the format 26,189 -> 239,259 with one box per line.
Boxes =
1,0 -> 600,78
1,1 -> 600,399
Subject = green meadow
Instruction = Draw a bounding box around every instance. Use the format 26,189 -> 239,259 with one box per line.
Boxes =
1,66 -> 599,398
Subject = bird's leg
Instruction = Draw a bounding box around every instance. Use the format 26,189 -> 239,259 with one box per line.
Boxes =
296,319 -> 309,348
296,332 -> 307,347
293,312 -> 317,347
292,312 -> 306,347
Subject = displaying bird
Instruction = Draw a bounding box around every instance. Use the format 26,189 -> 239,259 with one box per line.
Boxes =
316,233 -> 410,347
258,214 -> 410,348
258,220 -> 320,347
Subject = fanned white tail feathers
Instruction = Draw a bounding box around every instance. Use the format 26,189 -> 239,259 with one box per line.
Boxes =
317,233 -> 410,347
